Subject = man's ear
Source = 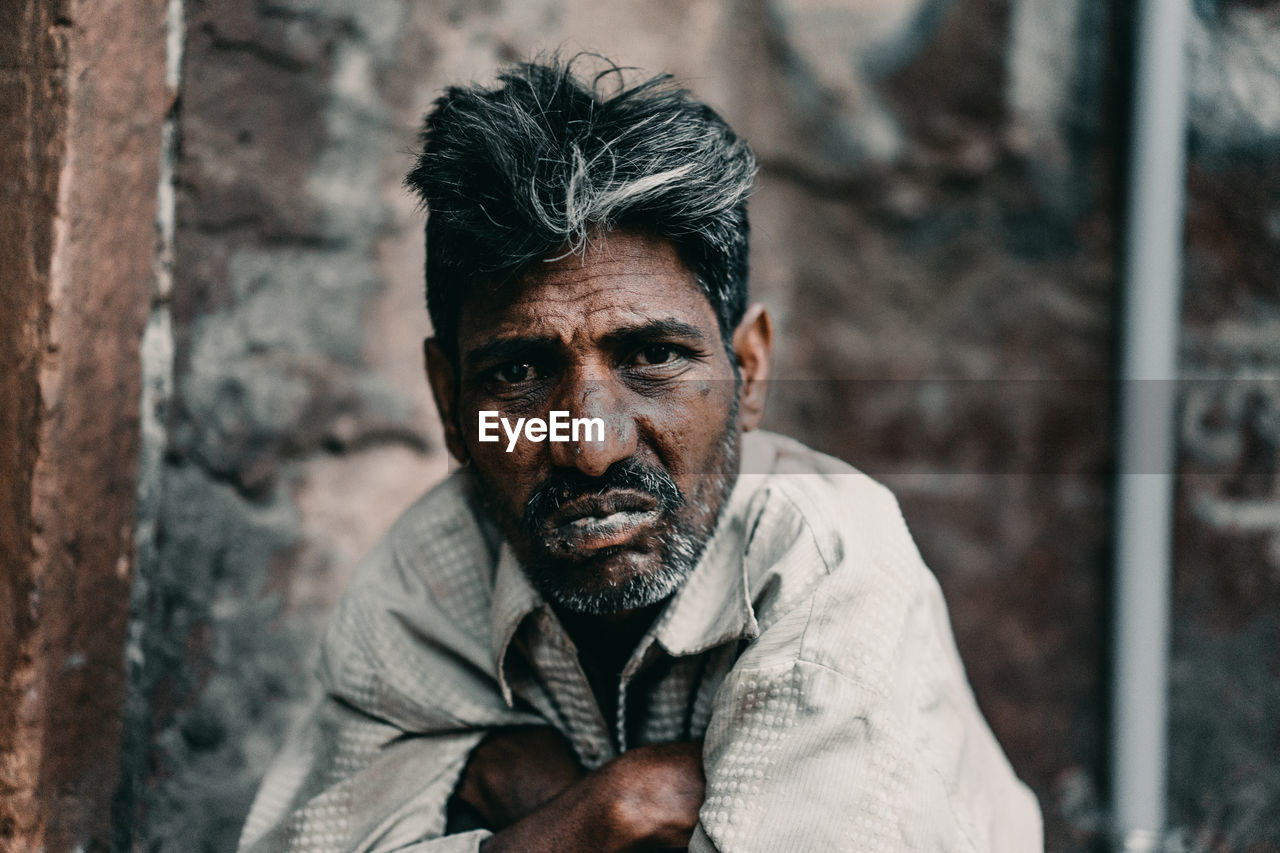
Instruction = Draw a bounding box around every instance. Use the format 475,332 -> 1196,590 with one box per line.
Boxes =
424,337 -> 469,464
732,303 -> 773,432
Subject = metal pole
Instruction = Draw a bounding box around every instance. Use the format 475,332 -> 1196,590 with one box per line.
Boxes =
1111,0 -> 1189,847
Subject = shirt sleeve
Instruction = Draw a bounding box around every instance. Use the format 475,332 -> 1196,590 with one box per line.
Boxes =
237,696 -> 492,853
689,574 -> 1043,852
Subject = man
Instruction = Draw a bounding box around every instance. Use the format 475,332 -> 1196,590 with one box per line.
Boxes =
239,57 -> 1042,852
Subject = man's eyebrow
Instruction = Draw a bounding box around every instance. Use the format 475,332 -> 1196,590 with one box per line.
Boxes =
463,336 -> 558,370
462,320 -> 707,369
600,319 -> 706,347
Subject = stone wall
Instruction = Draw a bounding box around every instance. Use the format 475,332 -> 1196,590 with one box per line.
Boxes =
1169,4 -> 1280,848
0,0 -> 167,850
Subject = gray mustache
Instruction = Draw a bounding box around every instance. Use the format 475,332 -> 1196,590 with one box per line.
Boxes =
523,460 -> 684,532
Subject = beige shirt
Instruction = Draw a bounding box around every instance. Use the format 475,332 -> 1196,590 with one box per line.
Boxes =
239,430 -> 1042,852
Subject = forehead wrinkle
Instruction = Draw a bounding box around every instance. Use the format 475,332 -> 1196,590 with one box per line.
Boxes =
518,263 -> 693,294
513,277 -> 660,307
480,300 -> 679,350
457,229 -> 716,353
497,272 -> 706,329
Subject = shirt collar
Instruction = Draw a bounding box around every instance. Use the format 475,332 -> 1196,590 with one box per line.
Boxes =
486,465 -> 769,705
654,432 -> 780,655
650,473 -> 763,657
489,540 -> 543,707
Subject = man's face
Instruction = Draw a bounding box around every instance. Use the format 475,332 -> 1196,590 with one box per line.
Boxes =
441,230 -> 744,615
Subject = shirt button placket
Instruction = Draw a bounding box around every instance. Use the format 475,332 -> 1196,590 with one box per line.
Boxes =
537,610 -> 614,768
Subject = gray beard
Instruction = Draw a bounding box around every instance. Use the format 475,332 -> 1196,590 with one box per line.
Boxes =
532,423 -> 741,615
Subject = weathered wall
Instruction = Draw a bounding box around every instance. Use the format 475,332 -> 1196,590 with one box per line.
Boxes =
0,0 -> 167,850
756,1 -> 1119,847
0,0 -> 64,841
114,0 -> 447,848
1168,4 -> 1280,849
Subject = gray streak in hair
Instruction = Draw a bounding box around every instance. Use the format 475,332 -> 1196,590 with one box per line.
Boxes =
405,54 -> 758,358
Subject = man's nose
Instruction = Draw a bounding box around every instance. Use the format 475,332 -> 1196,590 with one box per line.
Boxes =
547,375 -> 637,477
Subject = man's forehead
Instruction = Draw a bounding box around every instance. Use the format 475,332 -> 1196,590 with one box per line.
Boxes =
456,230 -> 714,348
528,230 -> 688,284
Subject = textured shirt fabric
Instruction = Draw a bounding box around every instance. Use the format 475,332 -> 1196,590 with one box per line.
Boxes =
239,430 -> 1043,852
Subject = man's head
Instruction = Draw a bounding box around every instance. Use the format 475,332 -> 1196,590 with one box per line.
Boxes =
406,57 -> 771,616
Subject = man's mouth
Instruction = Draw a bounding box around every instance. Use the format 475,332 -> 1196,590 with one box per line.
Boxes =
539,491 -> 662,552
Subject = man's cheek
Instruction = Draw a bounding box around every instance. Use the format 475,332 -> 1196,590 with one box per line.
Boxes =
479,443 -> 542,504
655,391 -> 735,465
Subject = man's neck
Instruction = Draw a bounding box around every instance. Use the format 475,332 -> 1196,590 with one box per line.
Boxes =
556,601 -> 666,740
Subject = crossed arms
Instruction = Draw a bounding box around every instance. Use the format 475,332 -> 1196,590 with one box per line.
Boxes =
454,727 -> 703,852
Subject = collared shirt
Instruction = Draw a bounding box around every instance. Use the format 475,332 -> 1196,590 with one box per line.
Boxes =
239,430 -> 1043,852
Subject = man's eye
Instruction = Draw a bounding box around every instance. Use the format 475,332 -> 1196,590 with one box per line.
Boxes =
632,345 -> 681,367
494,362 -> 539,383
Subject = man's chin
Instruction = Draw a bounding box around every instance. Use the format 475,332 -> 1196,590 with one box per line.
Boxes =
524,548 -> 689,616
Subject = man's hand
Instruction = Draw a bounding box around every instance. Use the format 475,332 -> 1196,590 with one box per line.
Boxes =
479,739 -> 706,853
607,741 -> 706,849
454,727 -> 586,829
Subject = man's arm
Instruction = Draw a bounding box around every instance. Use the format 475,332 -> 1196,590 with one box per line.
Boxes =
241,705 -> 706,853
454,727 -> 706,852
684,580 -> 1042,852
238,696 -> 501,853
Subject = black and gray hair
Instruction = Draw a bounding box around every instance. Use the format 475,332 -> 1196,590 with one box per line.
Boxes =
405,56 -> 758,358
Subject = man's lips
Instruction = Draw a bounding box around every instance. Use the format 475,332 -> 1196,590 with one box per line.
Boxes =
554,509 -> 662,550
539,490 -> 662,552
543,489 -> 659,527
